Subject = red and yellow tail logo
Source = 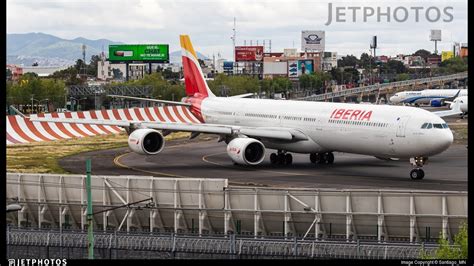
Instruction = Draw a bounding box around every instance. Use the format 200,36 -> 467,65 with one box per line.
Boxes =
180,35 -> 215,98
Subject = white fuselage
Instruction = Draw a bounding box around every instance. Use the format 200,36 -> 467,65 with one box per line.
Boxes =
200,98 -> 453,159
390,89 -> 468,104
450,96 -> 468,113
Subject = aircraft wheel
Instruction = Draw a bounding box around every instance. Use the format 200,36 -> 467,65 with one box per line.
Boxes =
270,153 -> 277,165
277,153 -> 285,165
327,152 -> 335,164
410,169 -> 424,180
318,153 -> 328,164
310,153 -> 317,163
285,154 -> 293,165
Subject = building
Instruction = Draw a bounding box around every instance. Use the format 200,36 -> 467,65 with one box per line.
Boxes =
322,52 -> 337,71
375,55 -> 388,64
97,60 -> 127,81
262,52 -> 322,79
6,64 -> 23,81
460,43 -> 468,58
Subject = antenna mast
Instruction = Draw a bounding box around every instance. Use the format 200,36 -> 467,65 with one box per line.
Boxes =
231,17 -> 236,62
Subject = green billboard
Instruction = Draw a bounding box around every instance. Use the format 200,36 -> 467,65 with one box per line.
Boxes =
109,44 -> 169,63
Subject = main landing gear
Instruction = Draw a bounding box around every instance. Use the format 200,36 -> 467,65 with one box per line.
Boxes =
270,150 -> 293,165
310,152 -> 334,164
409,156 -> 428,180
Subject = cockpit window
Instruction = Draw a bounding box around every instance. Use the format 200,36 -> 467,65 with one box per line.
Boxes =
421,123 -> 428,129
433,123 -> 443,129
426,123 -> 432,129
442,123 -> 449,128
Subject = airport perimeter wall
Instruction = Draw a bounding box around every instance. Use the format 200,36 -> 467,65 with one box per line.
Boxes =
6,173 -> 467,244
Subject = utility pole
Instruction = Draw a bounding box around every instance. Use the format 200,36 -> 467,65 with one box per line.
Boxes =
231,17 -> 236,62
86,159 -> 94,259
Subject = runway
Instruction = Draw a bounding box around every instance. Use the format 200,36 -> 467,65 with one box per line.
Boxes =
59,135 -> 468,191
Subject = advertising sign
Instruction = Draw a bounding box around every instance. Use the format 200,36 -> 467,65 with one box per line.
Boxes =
430,30 -> 442,41
287,60 -> 298,78
301,31 -> 325,51
109,44 -> 169,63
235,46 -> 264,61
223,61 -> 234,70
298,60 -> 314,76
441,51 -> 454,61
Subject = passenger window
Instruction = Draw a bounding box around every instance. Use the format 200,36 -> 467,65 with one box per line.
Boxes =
427,123 -> 432,129
421,123 -> 428,129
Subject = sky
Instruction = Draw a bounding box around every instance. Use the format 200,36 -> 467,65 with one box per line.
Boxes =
7,0 -> 468,60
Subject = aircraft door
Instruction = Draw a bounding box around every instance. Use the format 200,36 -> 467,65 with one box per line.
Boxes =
396,116 -> 410,137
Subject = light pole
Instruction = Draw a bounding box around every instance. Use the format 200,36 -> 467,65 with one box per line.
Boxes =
31,94 -> 34,114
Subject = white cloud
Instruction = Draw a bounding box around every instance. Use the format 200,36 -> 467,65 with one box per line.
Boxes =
7,0 -> 467,59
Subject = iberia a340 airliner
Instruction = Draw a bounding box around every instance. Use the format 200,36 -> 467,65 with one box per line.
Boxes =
26,35 -> 458,180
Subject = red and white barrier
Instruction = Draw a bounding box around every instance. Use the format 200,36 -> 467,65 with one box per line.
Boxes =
6,106 -> 201,145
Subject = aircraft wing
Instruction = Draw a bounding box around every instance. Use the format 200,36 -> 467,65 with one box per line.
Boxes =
107,95 -> 192,107
433,109 -> 463,118
230,93 -> 255,98
433,99 -> 463,118
27,116 -> 308,141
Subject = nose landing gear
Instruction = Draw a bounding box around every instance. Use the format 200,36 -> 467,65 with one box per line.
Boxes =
409,156 -> 428,180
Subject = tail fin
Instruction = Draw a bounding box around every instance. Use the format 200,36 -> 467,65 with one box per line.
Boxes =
180,35 -> 215,98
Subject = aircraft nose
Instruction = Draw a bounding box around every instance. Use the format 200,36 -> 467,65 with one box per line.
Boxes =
389,96 -> 397,103
436,129 -> 454,152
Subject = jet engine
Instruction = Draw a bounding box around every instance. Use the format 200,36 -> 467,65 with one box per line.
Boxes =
128,129 -> 165,155
226,138 -> 265,165
430,99 -> 443,107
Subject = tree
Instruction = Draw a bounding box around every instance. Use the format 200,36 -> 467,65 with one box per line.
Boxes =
359,53 -> 375,70
380,60 -> 406,74
337,55 -> 359,68
421,223 -> 467,259
437,57 -> 468,74
413,49 -> 432,61
86,55 -> 101,77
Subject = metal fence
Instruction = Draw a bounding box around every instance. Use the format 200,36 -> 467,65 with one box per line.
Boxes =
299,72 -> 468,101
7,228 -> 441,259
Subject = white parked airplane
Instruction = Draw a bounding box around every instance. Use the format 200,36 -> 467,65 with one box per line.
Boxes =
23,35 -> 456,180
434,95 -> 468,118
389,89 -> 467,106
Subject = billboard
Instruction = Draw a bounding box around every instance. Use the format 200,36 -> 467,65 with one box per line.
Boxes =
288,60 -> 298,78
301,31 -> 325,51
235,46 -> 263,61
298,60 -> 314,76
109,44 -> 169,63
441,51 -> 454,61
223,61 -> 234,71
430,30 -> 441,41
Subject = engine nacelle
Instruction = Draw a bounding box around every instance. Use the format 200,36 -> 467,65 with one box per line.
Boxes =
128,129 -> 165,155
430,99 -> 443,107
227,138 -> 265,165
